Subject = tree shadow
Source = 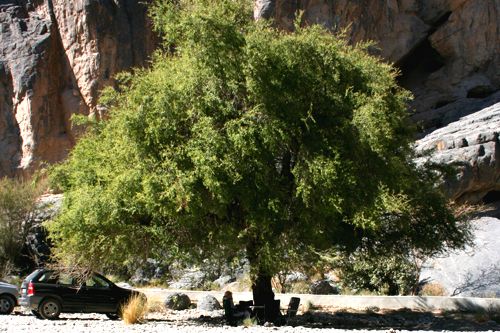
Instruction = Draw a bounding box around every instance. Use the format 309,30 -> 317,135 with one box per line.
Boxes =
289,308 -> 500,331
185,308 -> 500,331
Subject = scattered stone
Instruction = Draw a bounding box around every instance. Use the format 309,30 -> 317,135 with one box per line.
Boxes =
197,295 -> 221,311
169,269 -> 207,290
164,293 -> 191,311
309,280 -> 339,295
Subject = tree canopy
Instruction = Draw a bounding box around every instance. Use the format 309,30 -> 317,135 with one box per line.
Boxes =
49,0 -> 469,304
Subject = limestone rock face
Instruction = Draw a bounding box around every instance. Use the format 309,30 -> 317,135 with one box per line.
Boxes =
255,0 -> 500,131
421,215 -> 500,297
0,0 -> 155,176
416,101 -> 500,203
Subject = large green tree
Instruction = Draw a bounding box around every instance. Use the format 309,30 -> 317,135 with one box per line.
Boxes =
49,0 -> 468,314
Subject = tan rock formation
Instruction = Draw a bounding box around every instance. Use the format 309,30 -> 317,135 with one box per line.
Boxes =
0,0 -> 155,176
1,0 -> 499,204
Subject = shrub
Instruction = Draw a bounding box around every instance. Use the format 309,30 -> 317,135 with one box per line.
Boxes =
242,317 -> 257,327
420,282 -> 447,296
122,294 -> 148,325
0,177 -> 39,277
145,294 -> 167,314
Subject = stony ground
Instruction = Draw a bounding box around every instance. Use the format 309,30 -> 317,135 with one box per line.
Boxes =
2,307 -> 500,333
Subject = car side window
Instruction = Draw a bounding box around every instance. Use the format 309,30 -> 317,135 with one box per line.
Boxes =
38,271 -> 57,283
86,275 -> 110,289
57,274 -> 75,286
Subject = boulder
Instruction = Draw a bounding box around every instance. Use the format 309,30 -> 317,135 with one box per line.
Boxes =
197,295 -> 221,311
213,275 -> 235,288
164,293 -> 191,311
23,194 -> 63,268
130,258 -> 168,285
310,280 -> 339,295
421,215 -> 500,297
169,269 -> 206,290
415,101 -> 500,203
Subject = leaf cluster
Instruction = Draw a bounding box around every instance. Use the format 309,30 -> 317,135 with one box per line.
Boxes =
48,0 -> 469,278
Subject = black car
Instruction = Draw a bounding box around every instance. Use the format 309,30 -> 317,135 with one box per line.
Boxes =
19,269 -> 144,320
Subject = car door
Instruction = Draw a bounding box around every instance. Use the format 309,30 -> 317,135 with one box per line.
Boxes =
54,273 -> 84,312
83,274 -> 118,313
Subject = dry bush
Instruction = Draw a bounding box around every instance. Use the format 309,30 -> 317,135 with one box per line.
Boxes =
420,282 -> 447,296
290,280 -> 310,294
145,294 -> 167,314
0,177 -> 40,276
122,294 -> 148,325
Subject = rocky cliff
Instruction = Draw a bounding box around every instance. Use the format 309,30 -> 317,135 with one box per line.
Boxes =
1,0 -> 499,204
0,0 -> 155,176
256,0 -> 500,204
255,0 -> 500,128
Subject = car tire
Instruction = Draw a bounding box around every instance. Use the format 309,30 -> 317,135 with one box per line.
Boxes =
31,310 -> 43,319
106,312 -> 120,320
0,294 -> 15,314
39,298 -> 61,320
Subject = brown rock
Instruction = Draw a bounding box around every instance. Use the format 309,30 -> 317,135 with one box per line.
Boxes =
0,0 -> 156,176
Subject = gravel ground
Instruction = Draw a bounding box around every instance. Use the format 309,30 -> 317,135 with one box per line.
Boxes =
2,308 -> 500,333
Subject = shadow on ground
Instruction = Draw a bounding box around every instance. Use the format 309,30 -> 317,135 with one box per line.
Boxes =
192,308 -> 500,331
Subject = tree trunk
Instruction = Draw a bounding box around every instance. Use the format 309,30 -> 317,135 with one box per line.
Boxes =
247,239 -> 278,322
252,270 -> 277,322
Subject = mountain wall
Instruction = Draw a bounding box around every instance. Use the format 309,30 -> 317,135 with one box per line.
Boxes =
255,0 -> 500,129
1,0 -> 499,204
0,0 -> 156,176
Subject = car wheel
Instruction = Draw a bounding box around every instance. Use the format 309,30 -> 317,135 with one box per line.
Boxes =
31,310 -> 43,319
0,295 -> 15,314
39,298 -> 61,320
106,312 -> 120,320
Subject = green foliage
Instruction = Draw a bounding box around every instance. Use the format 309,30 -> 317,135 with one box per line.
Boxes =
48,0 -> 469,285
0,178 -> 39,277
336,250 -> 419,295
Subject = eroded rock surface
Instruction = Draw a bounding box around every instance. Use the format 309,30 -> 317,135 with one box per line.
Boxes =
422,215 -> 500,297
1,0 -> 499,205
416,101 -> 499,203
0,0 -> 155,176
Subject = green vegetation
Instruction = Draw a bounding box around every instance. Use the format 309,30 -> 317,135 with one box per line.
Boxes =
48,0 -> 469,308
0,178 -> 39,277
